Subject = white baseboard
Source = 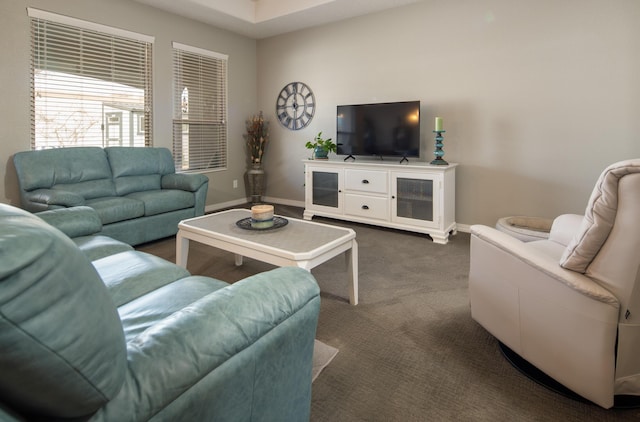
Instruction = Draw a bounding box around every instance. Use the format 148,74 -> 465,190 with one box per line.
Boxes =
204,196 -> 305,214
204,198 -> 247,213
262,196 -> 305,208
456,223 -> 471,233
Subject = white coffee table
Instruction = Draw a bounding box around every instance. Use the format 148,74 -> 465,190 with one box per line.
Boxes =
176,209 -> 359,305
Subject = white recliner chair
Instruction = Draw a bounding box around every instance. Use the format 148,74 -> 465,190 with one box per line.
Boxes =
469,159 -> 640,409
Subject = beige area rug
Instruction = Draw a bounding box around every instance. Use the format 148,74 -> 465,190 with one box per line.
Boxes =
312,340 -> 338,382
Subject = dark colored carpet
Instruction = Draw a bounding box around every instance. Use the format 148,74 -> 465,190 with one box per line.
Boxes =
137,205 -> 640,421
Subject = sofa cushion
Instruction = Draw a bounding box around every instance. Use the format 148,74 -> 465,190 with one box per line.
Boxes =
13,147 -> 116,198
118,275 -> 229,342
93,250 -> 191,306
85,196 -> 145,225
127,189 -> 195,216
561,159 -> 640,272
73,235 -> 135,261
13,147 -> 112,190
53,179 -> 117,200
114,174 -> 162,196
106,147 -> 176,195
106,147 -> 175,177
0,204 -> 126,418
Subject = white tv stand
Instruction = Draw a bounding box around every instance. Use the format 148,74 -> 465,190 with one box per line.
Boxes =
303,159 -> 457,244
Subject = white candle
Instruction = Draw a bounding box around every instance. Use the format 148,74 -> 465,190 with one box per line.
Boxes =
251,204 -> 274,228
435,117 -> 443,132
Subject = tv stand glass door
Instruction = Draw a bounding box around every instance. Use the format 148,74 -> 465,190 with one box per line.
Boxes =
305,166 -> 343,215
313,171 -> 338,208
391,172 -> 439,229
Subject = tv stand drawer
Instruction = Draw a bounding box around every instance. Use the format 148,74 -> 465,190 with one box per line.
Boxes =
345,194 -> 389,220
345,169 -> 388,194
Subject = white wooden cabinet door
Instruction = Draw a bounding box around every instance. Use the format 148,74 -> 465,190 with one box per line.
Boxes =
391,171 -> 441,230
305,166 -> 343,215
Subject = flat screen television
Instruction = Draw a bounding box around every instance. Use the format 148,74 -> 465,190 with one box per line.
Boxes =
336,101 -> 420,160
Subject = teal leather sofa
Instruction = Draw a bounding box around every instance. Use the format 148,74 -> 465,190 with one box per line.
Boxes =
13,147 -> 208,245
0,204 -> 321,421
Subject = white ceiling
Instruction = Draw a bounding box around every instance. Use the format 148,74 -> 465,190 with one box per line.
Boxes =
132,0 -> 423,39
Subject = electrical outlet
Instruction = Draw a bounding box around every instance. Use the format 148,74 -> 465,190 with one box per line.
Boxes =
233,179 -> 238,189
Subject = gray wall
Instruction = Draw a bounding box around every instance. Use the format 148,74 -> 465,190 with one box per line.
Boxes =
2,0 -> 640,227
257,0 -> 640,226
0,0 -> 257,208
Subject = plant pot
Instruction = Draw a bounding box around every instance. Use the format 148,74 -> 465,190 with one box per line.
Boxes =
313,146 -> 329,160
245,163 -> 265,203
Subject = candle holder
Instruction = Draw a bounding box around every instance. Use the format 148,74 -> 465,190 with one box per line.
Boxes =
430,130 -> 448,165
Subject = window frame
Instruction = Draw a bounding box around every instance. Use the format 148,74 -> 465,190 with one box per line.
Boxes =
172,42 -> 229,173
28,8 -> 154,150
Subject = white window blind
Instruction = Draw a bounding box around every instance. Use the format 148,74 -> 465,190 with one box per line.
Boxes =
29,9 -> 153,149
172,42 -> 228,171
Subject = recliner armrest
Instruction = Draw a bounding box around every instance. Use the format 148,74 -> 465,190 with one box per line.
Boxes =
161,173 -> 208,192
470,224 -> 618,306
94,267 -> 320,420
37,206 -> 103,238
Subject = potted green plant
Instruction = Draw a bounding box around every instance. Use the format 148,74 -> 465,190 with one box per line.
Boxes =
305,132 -> 336,159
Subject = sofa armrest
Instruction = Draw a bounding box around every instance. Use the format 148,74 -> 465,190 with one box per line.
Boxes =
470,224 -> 618,305
162,173 -> 208,192
25,188 -> 85,208
549,213 -> 583,247
94,267 -> 320,421
37,206 -> 103,238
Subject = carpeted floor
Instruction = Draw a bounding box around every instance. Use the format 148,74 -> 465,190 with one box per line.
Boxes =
137,204 -> 640,421
313,340 -> 339,383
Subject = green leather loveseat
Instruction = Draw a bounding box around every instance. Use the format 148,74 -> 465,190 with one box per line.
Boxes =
13,147 -> 208,245
0,204 -> 321,421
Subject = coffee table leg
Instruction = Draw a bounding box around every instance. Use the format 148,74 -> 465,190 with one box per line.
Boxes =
235,254 -> 244,266
176,232 -> 189,268
346,240 -> 359,305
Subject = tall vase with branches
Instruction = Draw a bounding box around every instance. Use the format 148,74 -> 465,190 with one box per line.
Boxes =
244,111 -> 269,203
245,111 -> 269,166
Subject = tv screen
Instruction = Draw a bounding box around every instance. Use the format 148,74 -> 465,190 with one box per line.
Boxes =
337,101 -> 420,159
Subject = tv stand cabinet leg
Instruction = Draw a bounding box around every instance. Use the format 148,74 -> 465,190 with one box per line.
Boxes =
430,231 -> 450,245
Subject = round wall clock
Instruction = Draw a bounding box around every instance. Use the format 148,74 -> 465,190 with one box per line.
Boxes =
276,82 -> 315,130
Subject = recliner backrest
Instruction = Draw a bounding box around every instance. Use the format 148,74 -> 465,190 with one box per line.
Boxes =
586,173 -> 640,320
561,159 -> 640,319
0,204 -> 127,419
